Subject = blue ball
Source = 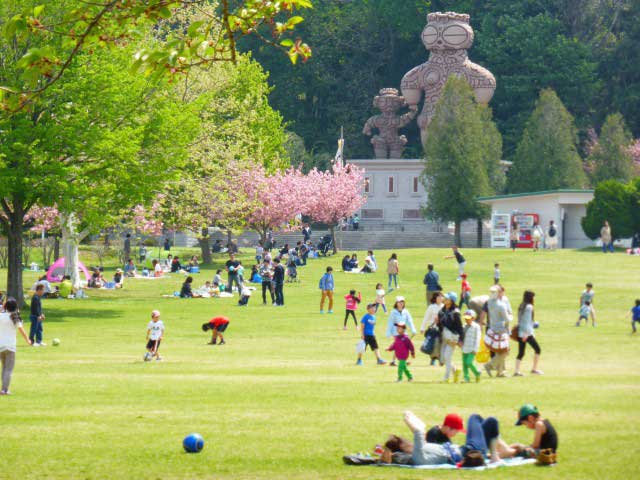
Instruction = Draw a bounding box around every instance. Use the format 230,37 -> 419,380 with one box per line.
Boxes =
183,433 -> 204,453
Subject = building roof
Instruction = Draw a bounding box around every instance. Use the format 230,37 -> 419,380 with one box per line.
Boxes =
477,189 -> 594,202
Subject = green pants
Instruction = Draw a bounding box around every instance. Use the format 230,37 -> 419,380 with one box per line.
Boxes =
397,359 -> 412,380
462,352 -> 480,381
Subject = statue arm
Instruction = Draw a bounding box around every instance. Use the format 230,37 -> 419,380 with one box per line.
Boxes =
401,66 -> 425,109
363,117 -> 376,136
398,110 -> 417,127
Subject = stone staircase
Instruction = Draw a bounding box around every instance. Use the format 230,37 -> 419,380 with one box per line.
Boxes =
175,229 -> 489,251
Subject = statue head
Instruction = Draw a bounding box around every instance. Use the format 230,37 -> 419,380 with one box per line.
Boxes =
422,11 -> 474,51
373,88 -> 405,113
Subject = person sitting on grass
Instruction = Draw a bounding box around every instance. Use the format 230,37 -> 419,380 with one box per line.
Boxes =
113,269 -> 124,289
202,316 -> 230,345
58,275 -> 75,298
124,259 -> 137,277
152,259 -> 163,277
180,276 -> 201,298
88,268 -> 105,288
512,404 -> 558,455
171,256 -> 183,273
238,286 -> 251,306
341,255 -> 352,272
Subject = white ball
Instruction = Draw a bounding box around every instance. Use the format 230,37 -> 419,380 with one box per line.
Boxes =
52,338 -> 60,346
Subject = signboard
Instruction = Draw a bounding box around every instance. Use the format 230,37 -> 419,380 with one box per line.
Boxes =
490,213 -> 511,248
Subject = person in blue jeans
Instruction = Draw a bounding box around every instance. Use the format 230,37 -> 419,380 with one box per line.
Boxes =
29,284 -> 46,346
402,411 -> 504,466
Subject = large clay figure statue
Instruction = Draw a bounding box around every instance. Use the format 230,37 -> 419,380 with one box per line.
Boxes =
363,88 -> 417,159
401,12 -> 496,144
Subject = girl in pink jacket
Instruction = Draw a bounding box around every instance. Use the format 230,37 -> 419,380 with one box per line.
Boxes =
344,289 -> 362,330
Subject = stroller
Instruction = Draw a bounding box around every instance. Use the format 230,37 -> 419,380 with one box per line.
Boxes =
317,234 -> 334,256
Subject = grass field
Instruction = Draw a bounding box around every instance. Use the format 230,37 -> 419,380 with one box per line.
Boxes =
1,247 -> 638,479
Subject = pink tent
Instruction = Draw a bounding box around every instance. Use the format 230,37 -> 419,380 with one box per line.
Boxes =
46,257 -> 90,283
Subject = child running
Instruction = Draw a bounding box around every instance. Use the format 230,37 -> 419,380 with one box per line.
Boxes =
145,310 -> 164,361
343,289 -> 362,330
578,282 -> 596,327
374,283 -> 387,313
386,321 -> 415,382
356,303 -> 387,366
577,301 -> 591,327
459,274 -> 471,308
493,263 -> 500,285
202,316 -> 230,345
461,310 -> 481,383
631,299 -> 640,334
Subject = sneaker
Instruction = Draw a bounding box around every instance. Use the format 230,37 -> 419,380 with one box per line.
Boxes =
395,378 -> 402,383
475,373 -> 481,383
207,341 -> 217,345
407,377 -> 413,382
155,356 -> 163,361
484,364 -> 493,377
356,359 -> 363,366
575,322 -> 580,327
531,369 -> 544,375
32,343 -> 40,347
320,310 -> 324,314
343,326 -> 347,330
377,359 -> 387,365
514,372 -> 524,377
38,342 -> 46,347
396,286 -> 400,290
219,340 -> 226,345
592,323 -> 597,327
453,370 -> 460,383
390,361 -> 397,367
463,378 -> 471,383
496,372 -> 507,378
0,391 -> 6,396
328,310 -> 333,314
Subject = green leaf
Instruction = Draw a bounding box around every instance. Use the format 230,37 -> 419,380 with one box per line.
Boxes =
33,5 -> 45,17
187,20 -> 204,37
280,39 -> 294,47
287,16 -> 304,26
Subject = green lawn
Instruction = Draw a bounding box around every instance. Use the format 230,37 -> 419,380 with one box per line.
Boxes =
1,248 -> 638,479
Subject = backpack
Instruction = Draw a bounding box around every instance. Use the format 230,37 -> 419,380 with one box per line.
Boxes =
548,225 -> 556,237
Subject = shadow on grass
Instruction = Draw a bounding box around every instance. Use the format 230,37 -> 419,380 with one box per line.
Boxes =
44,308 -> 122,323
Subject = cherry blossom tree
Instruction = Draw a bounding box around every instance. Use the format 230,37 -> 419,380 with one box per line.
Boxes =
239,165 -> 309,243
628,139 -> 640,176
304,162 -> 366,253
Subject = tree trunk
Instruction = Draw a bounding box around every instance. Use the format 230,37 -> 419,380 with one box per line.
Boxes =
330,225 -> 338,254
6,210 -> 25,306
53,235 -> 60,261
198,228 -> 212,264
477,218 -> 483,248
226,229 -> 232,250
454,220 -> 462,247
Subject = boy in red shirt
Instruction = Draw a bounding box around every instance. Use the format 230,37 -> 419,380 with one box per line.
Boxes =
202,316 -> 230,345
386,322 -> 415,382
460,273 -> 471,309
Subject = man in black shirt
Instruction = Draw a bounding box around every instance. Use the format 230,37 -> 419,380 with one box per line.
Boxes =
29,284 -> 46,346
272,258 -> 285,306
425,413 -> 465,444
225,254 -> 242,295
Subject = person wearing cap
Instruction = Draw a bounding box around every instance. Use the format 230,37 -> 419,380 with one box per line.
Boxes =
513,404 -> 558,454
386,322 -> 415,382
386,296 -> 416,366
483,286 -> 511,377
403,411 -> 504,466
426,413 -> 465,444
439,292 -> 463,383
113,268 -> 124,288
356,303 -> 386,365
461,309 -> 481,382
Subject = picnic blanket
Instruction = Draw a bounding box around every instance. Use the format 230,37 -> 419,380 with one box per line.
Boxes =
379,457 -> 536,470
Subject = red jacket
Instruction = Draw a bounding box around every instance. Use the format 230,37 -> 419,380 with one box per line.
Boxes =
209,316 -> 230,328
387,334 -> 415,360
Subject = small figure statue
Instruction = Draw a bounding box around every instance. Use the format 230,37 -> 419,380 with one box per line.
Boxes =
401,12 -> 496,144
363,88 -> 416,159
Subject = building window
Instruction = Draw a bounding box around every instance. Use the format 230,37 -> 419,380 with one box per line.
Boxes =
412,176 -> 419,194
364,176 -> 373,194
388,176 -> 394,193
361,209 -> 383,219
403,209 -> 421,220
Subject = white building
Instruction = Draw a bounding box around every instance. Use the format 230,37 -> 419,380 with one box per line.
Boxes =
349,158 -> 431,229
477,189 -> 595,248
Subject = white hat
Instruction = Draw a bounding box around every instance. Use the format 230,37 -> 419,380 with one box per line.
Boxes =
395,296 -> 406,303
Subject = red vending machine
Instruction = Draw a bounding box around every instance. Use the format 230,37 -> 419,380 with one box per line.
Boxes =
513,213 -> 539,249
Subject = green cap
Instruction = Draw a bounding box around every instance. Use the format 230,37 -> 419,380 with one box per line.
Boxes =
515,404 -> 539,426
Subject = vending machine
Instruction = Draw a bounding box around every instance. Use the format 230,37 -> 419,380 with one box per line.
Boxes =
513,213 -> 539,248
490,213 -> 511,248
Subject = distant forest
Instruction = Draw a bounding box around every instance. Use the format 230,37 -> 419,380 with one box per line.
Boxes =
241,1 -> 640,161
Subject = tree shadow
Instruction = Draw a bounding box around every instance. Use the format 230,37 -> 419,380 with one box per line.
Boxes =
41,308 -> 122,323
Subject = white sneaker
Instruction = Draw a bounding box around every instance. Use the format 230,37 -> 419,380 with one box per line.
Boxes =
38,342 -> 46,347
32,343 -> 40,347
